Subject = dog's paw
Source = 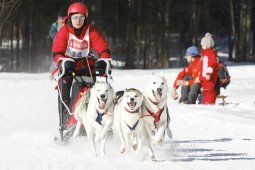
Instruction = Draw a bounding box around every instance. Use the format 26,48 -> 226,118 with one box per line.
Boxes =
132,144 -> 138,150
149,149 -> 156,161
153,137 -> 163,144
120,146 -> 125,153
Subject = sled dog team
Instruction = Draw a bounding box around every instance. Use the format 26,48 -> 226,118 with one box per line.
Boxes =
73,72 -> 172,160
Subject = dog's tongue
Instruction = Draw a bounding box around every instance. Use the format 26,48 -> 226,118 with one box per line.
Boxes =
129,101 -> 136,109
130,101 -> 135,107
99,99 -> 106,109
155,93 -> 162,102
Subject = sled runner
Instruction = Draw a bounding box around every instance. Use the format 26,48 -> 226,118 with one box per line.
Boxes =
54,124 -> 76,144
217,95 -> 228,106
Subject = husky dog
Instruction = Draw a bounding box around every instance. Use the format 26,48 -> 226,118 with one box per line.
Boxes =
114,88 -> 154,159
142,72 -> 172,145
73,81 -> 114,156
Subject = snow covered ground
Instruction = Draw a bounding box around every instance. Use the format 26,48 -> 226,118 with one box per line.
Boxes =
0,64 -> 255,170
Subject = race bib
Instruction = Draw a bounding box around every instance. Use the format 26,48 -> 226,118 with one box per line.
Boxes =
65,26 -> 90,59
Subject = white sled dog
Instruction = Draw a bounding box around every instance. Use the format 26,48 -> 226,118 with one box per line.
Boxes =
142,72 -> 172,145
114,88 -> 154,159
73,81 -> 114,156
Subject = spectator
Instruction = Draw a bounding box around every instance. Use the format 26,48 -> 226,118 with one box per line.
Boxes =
171,46 -> 201,104
199,33 -> 219,104
49,8 -> 66,40
49,8 -> 66,78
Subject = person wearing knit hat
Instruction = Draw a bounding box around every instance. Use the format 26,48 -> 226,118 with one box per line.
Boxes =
171,46 -> 202,104
201,32 -> 214,49
199,33 -> 219,104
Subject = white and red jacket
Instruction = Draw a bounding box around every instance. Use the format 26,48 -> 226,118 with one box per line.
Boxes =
199,48 -> 218,104
52,23 -> 111,69
199,48 -> 218,82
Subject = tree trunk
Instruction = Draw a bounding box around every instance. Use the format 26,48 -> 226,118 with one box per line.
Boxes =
238,0 -> 252,62
245,0 -> 252,61
0,26 -> 2,47
16,19 -> 20,71
21,7 -> 30,71
191,0 -> 200,45
28,7 -> 32,72
229,0 -> 237,61
10,21 -> 14,72
143,30 -> 148,69
125,0 -> 135,69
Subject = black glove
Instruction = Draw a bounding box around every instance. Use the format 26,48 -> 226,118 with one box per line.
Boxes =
64,60 -> 76,71
59,60 -> 76,75
95,59 -> 111,76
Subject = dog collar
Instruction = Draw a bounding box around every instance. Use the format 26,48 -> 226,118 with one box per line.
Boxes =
148,97 -> 159,105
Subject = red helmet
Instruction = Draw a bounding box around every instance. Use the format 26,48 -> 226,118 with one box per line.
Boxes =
67,2 -> 88,18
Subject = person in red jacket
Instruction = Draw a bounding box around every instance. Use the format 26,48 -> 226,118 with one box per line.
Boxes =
52,2 -> 112,139
199,33 -> 218,104
171,46 -> 201,104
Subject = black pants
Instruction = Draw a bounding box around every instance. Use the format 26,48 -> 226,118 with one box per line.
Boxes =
58,75 -> 74,127
58,74 -> 96,127
179,76 -> 201,104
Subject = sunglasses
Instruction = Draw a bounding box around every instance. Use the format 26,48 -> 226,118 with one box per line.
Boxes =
71,15 -> 85,21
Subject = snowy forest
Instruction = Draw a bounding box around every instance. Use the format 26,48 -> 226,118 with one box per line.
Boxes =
0,0 -> 255,72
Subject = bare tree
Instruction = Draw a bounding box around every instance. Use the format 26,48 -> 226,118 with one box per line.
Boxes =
0,0 -> 22,46
229,0 -> 253,62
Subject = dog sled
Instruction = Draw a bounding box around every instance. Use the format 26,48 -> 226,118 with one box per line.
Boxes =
53,56 -> 112,144
53,58 -> 94,144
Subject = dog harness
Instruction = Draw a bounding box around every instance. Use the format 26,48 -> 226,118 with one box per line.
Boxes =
96,110 -> 111,125
142,95 -> 165,125
145,106 -> 165,123
124,107 -> 141,130
126,119 -> 140,131
143,95 -> 170,132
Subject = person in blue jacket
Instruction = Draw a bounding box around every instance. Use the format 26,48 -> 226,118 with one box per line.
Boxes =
49,8 -> 66,40
49,8 -> 66,78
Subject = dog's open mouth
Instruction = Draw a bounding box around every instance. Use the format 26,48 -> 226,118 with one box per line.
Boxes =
98,98 -> 107,109
127,101 -> 137,110
152,90 -> 162,101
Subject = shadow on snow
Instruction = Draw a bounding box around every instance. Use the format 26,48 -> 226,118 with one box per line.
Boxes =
155,138 -> 255,162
